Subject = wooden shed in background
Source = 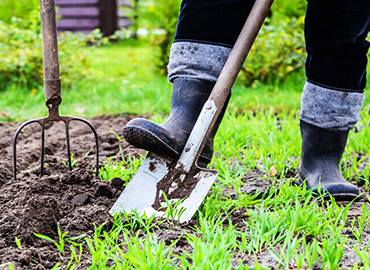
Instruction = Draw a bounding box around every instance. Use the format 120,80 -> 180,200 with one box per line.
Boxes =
55,0 -> 131,36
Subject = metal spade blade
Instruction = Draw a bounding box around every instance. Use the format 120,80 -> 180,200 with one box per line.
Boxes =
110,152 -> 218,223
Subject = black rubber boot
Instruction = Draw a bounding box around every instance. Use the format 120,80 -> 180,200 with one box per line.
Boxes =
297,120 -> 360,200
122,78 -> 229,167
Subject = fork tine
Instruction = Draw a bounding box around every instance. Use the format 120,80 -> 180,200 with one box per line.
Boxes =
65,121 -> 72,170
13,119 -> 42,180
70,118 -> 99,177
40,124 -> 46,177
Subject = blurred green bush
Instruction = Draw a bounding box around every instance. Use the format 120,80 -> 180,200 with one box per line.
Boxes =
1,0 -> 39,24
240,0 -> 307,86
125,0 -> 307,82
240,15 -> 306,86
273,0 -> 307,19
122,0 -> 181,73
2,0 -> 308,88
0,6 -> 109,90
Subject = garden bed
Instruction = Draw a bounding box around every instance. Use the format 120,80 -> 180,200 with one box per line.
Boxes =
0,115 -> 144,268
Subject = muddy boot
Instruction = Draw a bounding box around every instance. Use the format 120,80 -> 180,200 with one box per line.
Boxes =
122,78 -> 229,167
297,120 -> 360,200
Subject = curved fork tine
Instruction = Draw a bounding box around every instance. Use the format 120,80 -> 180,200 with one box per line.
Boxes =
40,124 -> 46,177
65,121 -> 72,171
13,119 -> 43,180
69,117 -> 99,177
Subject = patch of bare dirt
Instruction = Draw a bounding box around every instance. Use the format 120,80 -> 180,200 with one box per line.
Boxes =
0,115 -> 145,269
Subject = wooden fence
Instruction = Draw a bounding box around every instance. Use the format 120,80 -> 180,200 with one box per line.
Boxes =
55,0 -> 131,36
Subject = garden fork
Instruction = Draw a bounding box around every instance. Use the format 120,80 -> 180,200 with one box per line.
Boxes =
13,0 -> 99,180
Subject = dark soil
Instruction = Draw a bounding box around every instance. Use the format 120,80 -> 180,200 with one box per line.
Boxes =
0,115 -> 146,269
0,115 -> 369,269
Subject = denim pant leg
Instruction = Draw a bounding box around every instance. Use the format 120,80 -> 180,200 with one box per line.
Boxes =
301,0 -> 369,130
305,0 -> 370,91
174,0 -> 255,48
168,0 -> 255,83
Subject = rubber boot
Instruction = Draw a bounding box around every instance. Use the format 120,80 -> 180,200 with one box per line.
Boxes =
122,78 -> 229,167
297,120 -> 360,200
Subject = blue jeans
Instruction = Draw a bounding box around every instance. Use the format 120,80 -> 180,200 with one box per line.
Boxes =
175,0 -> 255,48
175,0 -> 370,91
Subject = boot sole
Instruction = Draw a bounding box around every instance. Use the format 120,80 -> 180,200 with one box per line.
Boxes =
123,126 -> 180,159
296,177 -> 360,201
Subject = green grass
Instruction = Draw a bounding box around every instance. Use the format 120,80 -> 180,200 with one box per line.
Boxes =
93,109 -> 370,269
86,39 -> 158,81
4,39 -> 370,269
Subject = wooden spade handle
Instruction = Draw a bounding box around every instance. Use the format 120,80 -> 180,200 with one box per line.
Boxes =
210,0 -> 274,107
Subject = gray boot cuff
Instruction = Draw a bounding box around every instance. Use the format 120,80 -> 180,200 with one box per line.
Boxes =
300,81 -> 365,131
167,42 -> 231,83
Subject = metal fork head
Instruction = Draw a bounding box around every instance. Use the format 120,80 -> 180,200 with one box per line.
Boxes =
12,86 -> 99,180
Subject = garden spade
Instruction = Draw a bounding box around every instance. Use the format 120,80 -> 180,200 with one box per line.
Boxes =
13,0 -> 99,180
110,0 -> 274,223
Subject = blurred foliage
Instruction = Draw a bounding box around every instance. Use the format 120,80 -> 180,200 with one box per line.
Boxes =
240,15 -> 306,86
2,0 -> 308,87
123,0 -> 307,82
0,0 -> 39,24
239,0 -> 307,85
272,0 -> 307,19
122,0 -> 181,73
0,7 -> 109,90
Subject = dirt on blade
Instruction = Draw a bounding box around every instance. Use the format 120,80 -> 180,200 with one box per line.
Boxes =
151,161 -> 201,210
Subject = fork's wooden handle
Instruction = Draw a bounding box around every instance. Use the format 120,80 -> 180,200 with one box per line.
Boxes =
40,0 -> 60,80
40,0 -> 61,107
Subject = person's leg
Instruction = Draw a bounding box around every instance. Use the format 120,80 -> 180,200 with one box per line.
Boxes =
299,0 -> 370,199
123,0 -> 255,167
